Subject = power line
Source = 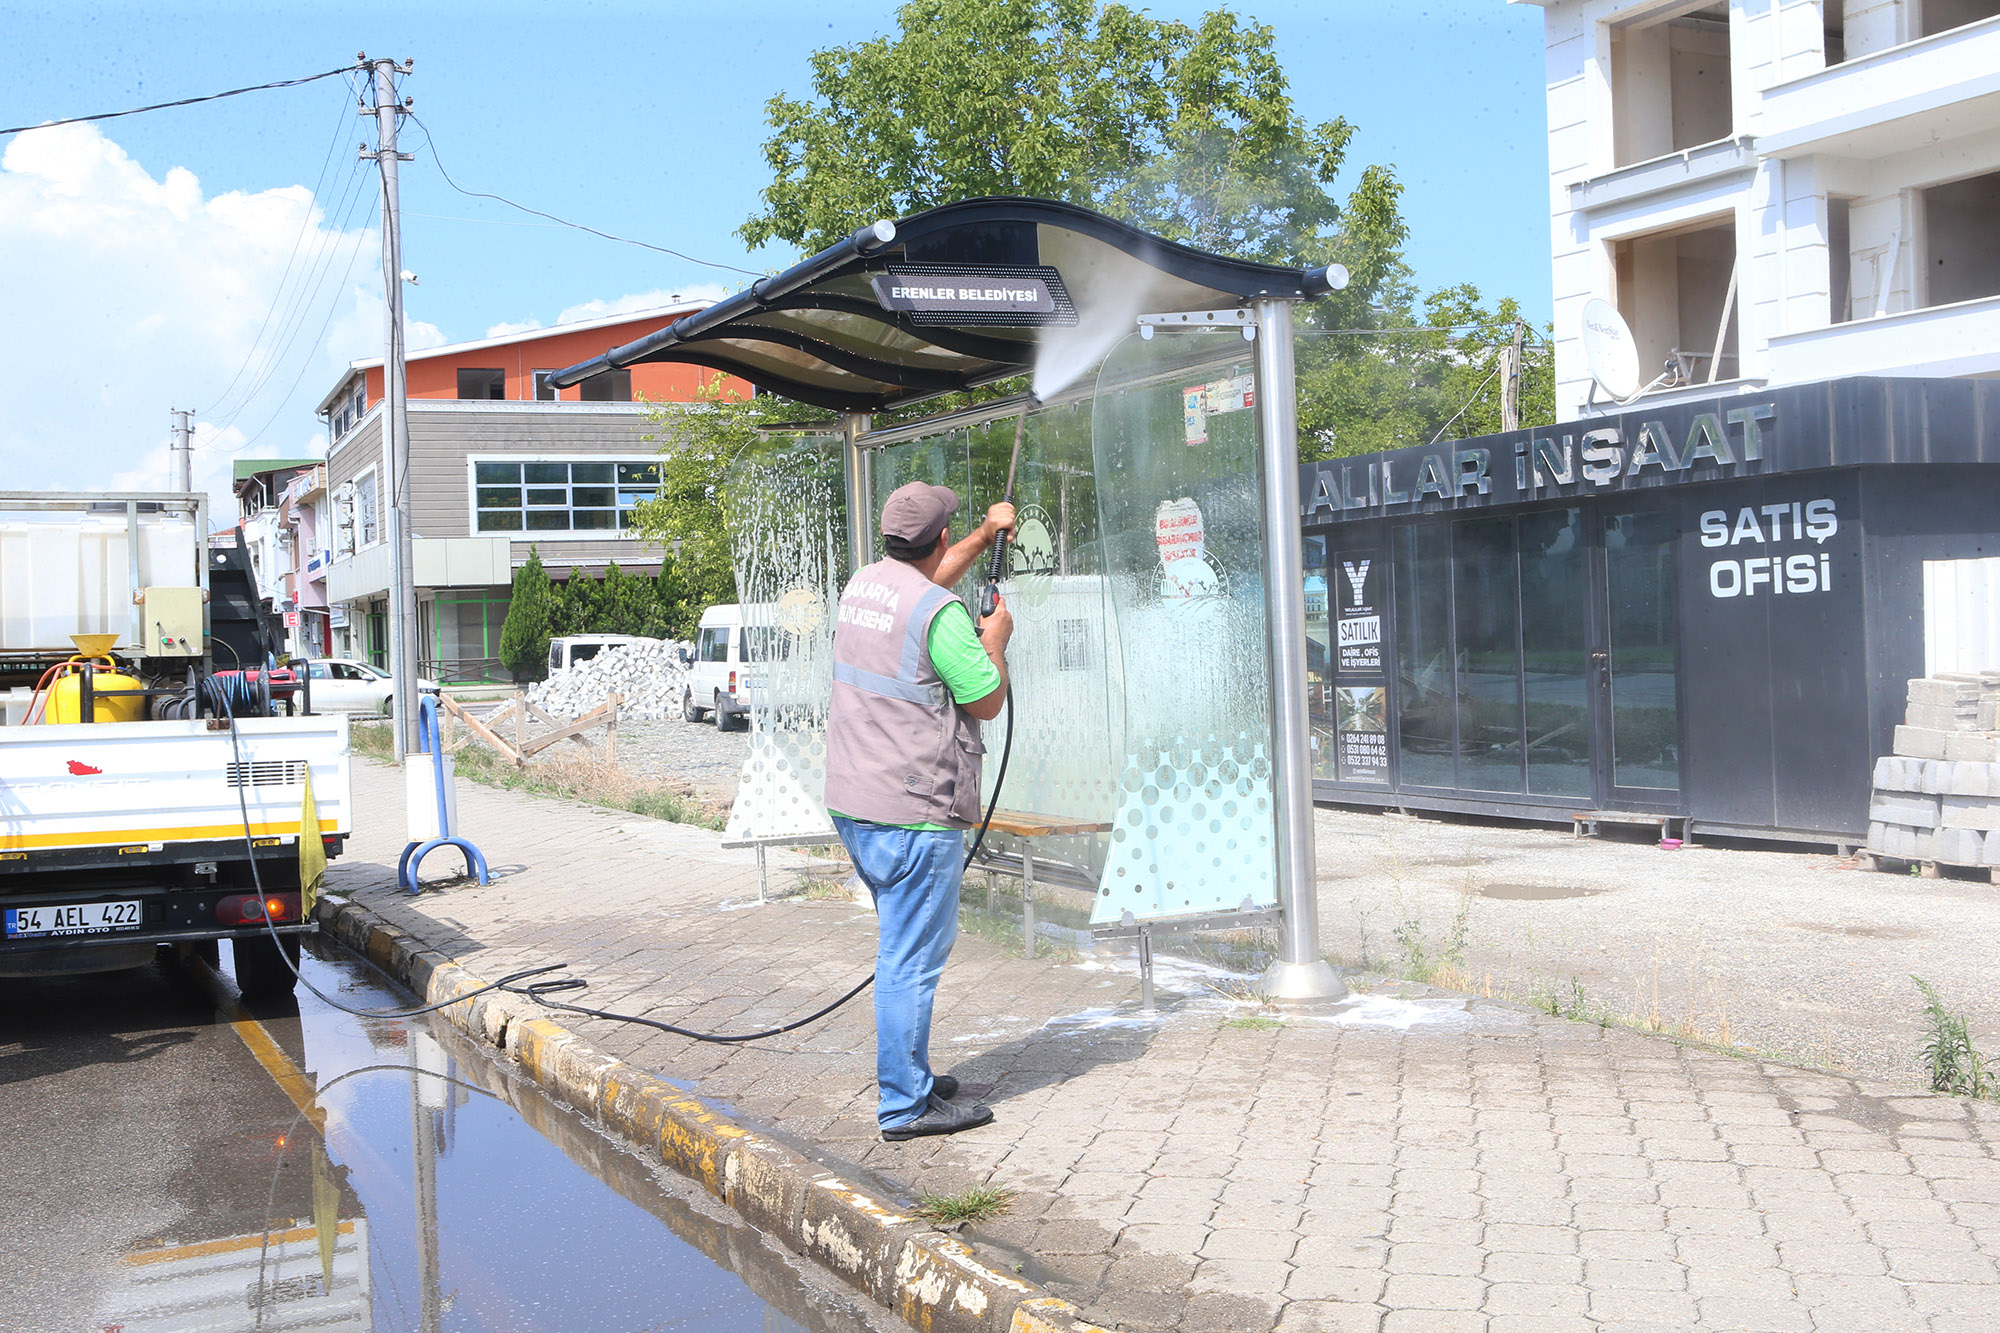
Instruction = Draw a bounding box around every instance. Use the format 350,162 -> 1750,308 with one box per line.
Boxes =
406,112 -> 764,278
204,159 -> 375,438
202,73 -> 361,419
227,180 -> 384,455
202,164 -> 378,445
0,66 -> 356,137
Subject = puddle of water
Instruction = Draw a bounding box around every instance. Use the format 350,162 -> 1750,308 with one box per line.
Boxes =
94,939 -> 899,1333
1479,882 -> 1603,901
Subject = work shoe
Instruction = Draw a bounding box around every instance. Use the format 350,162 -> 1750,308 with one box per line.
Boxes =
931,1074 -> 959,1101
881,1095 -> 993,1141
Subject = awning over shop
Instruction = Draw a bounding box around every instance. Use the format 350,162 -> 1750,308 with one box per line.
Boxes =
546,196 -> 1341,413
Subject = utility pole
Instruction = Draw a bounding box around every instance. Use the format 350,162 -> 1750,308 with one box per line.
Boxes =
1500,319 -> 1526,433
169,409 -> 193,492
364,53 -> 419,758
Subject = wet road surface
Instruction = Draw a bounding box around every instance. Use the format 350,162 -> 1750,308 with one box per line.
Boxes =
0,936 -> 904,1333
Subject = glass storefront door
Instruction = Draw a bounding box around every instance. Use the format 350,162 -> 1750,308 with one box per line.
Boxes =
1369,503 -> 1681,811
1597,509 -> 1682,804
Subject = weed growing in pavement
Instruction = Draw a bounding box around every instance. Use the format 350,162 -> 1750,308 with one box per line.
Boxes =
1914,976 -> 1997,1100
913,1185 -> 1013,1223
1222,1016 -> 1283,1031
352,718 -> 727,830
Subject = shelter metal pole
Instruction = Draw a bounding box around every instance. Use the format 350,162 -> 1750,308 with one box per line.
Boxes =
843,412 -> 873,576
1251,298 -> 1348,1003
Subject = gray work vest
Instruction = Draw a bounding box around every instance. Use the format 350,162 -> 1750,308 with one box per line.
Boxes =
824,557 -> 986,828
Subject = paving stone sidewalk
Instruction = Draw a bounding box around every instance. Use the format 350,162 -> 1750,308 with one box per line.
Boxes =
328,758 -> 2000,1333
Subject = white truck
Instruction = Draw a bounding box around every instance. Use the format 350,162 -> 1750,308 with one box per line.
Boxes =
0,492 -> 352,996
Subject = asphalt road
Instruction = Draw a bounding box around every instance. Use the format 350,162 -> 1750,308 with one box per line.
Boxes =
0,938 -> 901,1333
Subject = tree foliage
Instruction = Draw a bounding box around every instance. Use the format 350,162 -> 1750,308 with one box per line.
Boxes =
497,546 -> 554,683
735,0 -> 1552,461
741,0 -> 1403,326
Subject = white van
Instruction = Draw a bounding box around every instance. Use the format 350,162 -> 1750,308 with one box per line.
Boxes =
682,605 -> 756,730
546,633 -> 662,675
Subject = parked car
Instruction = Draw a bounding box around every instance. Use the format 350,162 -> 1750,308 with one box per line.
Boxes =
682,605 -> 756,730
546,633 -> 663,675
305,658 -> 438,714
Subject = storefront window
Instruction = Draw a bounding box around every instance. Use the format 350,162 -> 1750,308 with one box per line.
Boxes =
1520,509 -> 1591,797
1606,510 -> 1681,791
1304,534 -> 1334,779
1393,524 -> 1454,788
1453,517 -> 1525,793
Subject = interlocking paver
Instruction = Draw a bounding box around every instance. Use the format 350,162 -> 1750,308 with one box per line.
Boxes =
326,757 -> 2000,1332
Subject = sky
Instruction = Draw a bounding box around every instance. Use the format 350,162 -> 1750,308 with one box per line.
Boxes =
2,1 -> 1550,517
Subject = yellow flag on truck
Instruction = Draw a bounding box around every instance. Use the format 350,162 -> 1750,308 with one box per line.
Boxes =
299,768 -> 326,916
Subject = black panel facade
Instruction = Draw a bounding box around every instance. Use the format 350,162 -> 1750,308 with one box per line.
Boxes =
1298,378 -> 2000,845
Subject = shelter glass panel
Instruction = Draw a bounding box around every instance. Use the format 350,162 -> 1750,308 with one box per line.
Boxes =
1086,331 -> 1276,924
866,398 -> 1120,885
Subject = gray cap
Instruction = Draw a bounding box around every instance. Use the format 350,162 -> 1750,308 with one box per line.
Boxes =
880,482 -> 959,545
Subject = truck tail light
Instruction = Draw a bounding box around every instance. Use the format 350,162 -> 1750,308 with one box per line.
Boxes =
728,670 -> 737,693
215,892 -> 300,925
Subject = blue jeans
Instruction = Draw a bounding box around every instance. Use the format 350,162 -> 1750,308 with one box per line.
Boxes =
833,817 -> 963,1128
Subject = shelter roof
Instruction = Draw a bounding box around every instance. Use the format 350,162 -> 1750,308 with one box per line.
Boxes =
548,197 -> 1339,413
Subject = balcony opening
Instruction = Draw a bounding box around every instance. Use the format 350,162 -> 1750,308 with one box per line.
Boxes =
456,368 -> 505,400
1921,0 -> 2000,38
1923,170 -> 2000,307
1613,216 -> 1739,387
1610,4 -> 1733,169
1828,196 -> 1853,323
579,369 -> 633,402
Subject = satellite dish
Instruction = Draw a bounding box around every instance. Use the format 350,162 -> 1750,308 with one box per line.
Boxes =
1580,298 -> 1641,401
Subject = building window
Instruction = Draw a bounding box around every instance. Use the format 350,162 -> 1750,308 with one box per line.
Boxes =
533,370 -> 558,401
579,369 -> 633,402
355,470 -> 380,547
457,368 -> 506,400
432,589 -> 512,682
1609,4 -> 1732,170
1613,216 -> 1738,387
1922,170 -> 2000,308
1922,0 -> 2000,37
1828,196 -> 1853,323
471,459 -> 661,534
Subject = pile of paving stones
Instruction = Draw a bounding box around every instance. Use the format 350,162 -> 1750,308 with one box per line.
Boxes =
1867,672 -> 2000,867
526,641 -> 694,722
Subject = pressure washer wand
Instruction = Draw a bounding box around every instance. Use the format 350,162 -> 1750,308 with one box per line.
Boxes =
978,408 -> 1026,619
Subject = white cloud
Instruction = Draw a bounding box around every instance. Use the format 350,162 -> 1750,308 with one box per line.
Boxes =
0,122 -> 384,515
485,317 -> 544,339
555,283 -> 734,325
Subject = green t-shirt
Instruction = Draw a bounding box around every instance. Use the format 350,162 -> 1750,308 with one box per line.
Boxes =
831,598 -> 1001,832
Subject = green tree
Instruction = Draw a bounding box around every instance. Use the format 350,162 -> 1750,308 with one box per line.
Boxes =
741,0 -> 1404,325
627,378 -> 782,621
738,0 -> 1549,454
498,546 -> 554,682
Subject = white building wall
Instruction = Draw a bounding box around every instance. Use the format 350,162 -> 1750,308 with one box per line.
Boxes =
1528,0 -> 2000,417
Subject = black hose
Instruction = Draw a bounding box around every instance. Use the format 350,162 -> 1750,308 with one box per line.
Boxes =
215,643 -> 1016,1039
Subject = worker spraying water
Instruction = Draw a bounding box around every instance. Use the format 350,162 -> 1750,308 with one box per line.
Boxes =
822,473 -> 1018,1140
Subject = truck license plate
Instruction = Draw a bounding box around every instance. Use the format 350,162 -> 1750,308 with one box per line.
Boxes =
4,900 -> 143,938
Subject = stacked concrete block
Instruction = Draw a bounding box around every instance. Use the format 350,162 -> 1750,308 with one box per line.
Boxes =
1870,674 -> 2000,869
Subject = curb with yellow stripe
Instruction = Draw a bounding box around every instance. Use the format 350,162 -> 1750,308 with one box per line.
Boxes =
314,894 -> 1110,1333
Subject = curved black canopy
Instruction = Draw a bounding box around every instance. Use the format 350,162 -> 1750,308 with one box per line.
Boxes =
548,196 -> 1339,413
